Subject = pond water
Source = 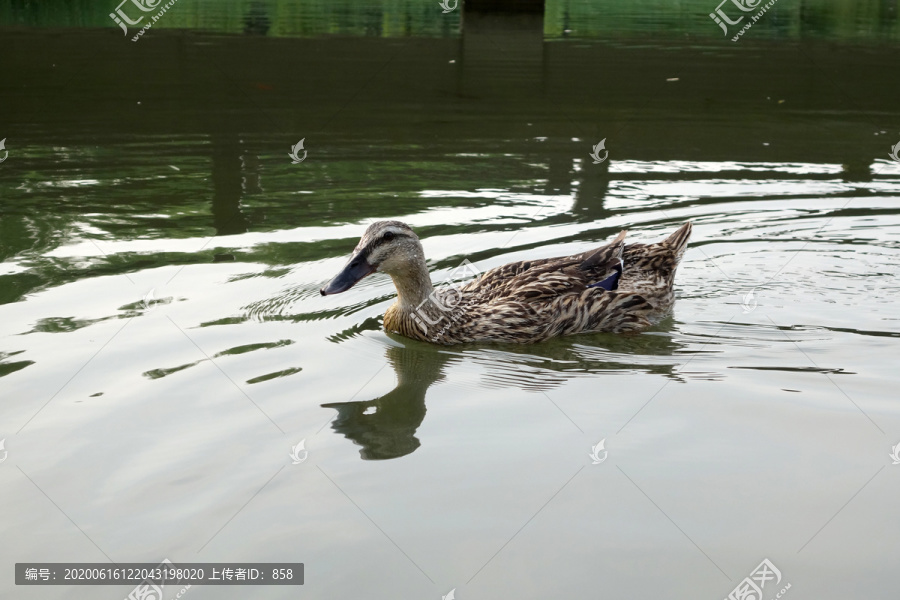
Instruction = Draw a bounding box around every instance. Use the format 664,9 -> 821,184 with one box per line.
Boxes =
1,1 -> 900,599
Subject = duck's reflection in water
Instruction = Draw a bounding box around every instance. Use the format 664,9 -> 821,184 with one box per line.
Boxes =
322,339 -> 456,460
323,324 -> 688,460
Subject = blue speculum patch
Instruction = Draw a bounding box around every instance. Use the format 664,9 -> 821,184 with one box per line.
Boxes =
587,260 -> 623,291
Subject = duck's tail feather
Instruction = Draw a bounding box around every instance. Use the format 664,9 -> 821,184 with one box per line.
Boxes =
661,222 -> 692,265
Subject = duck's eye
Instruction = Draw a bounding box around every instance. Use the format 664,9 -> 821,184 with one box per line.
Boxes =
383,231 -> 395,241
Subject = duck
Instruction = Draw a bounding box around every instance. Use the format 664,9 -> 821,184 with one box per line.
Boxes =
320,221 -> 692,345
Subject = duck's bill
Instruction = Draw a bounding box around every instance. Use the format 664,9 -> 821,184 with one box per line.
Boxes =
320,257 -> 376,295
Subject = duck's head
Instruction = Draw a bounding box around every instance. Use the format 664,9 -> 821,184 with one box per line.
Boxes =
320,221 -> 425,296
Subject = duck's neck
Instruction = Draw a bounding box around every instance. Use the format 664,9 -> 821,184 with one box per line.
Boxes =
388,259 -> 435,312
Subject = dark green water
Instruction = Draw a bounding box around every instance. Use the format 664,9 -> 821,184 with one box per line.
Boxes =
1,1 -> 899,599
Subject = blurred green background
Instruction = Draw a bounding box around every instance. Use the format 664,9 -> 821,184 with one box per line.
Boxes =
1,0 -> 898,41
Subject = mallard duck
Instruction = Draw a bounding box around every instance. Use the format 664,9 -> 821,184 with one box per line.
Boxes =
320,221 -> 692,345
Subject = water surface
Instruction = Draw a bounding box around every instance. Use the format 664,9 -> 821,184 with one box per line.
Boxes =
1,1 -> 900,599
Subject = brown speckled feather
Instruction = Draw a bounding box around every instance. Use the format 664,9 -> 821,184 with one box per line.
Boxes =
330,221 -> 692,345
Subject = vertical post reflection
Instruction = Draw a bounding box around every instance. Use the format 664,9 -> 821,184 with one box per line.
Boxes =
460,7 -> 545,99
211,135 -> 250,236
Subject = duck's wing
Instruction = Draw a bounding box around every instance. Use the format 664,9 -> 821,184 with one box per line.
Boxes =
543,289 -> 655,337
463,256 -> 567,298
578,230 -> 626,272
438,287 -> 655,343
464,230 -> 629,302
579,230 -> 627,291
